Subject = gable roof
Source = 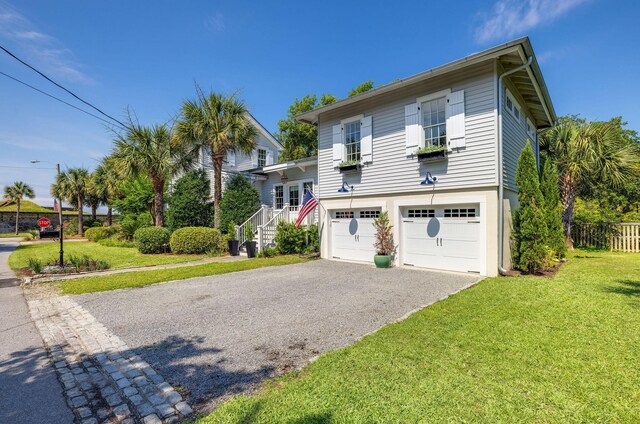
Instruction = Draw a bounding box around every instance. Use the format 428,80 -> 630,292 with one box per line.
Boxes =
295,37 -> 555,128
246,113 -> 283,151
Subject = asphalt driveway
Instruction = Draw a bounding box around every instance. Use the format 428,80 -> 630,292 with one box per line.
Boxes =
77,260 -> 479,413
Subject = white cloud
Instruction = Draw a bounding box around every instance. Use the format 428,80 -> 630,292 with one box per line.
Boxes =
0,1 -> 91,84
475,0 -> 589,44
206,12 -> 225,33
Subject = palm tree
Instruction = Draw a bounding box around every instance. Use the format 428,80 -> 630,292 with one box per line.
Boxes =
85,172 -> 104,221
173,89 -> 258,228
92,157 -> 121,226
51,167 -> 90,236
540,119 -> 640,247
110,123 -> 174,227
2,181 -> 35,235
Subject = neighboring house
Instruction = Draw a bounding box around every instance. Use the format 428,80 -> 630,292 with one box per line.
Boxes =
295,37 -> 556,277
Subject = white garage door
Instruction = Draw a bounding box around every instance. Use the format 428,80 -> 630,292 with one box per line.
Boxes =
401,205 -> 481,273
330,209 -> 380,262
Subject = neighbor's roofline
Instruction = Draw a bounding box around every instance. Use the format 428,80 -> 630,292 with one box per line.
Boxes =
246,113 -> 283,150
295,37 -> 556,125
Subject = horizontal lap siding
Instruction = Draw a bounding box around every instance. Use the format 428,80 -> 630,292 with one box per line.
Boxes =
318,63 -> 497,199
502,81 -> 537,191
260,167 -> 318,207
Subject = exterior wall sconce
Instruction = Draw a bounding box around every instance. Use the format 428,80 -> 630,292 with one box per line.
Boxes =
420,172 -> 438,185
280,172 -> 289,185
338,182 -> 354,193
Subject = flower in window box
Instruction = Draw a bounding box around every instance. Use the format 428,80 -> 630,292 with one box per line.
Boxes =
416,145 -> 447,161
338,160 -> 361,173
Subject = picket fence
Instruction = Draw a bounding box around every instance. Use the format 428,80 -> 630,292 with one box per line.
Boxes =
572,222 -> 640,252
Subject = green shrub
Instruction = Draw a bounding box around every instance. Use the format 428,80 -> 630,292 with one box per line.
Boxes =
306,224 -> 319,253
65,254 -> 110,272
219,174 -> 261,233
166,170 -> 213,231
97,236 -> 136,248
275,221 -> 307,254
84,218 -> 103,228
27,257 -> 42,274
64,218 -> 79,236
85,226 -> 118,242
133,227 -> 171,254
170,227 -> 224,254
120,212 -> 152,240
515,141 -> 548,273
257,246 -> 277,258
540,158 -> 567,259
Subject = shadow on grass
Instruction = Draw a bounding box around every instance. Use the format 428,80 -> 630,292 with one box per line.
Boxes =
603,279 -> 640,297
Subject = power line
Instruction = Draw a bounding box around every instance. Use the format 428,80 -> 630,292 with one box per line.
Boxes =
0,71 -> 124,129
0,44 -> 131,131
0,165 -> 56,170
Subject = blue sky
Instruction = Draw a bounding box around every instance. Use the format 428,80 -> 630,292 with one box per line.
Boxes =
1,0 -> 638,207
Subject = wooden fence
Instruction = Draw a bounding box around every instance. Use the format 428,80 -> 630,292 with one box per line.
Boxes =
572,222 -> 640,252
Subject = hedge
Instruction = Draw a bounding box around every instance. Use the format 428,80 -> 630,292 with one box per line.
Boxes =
169,226 -> 225,255
133,227 -> 171,254
85,226 -> 118,242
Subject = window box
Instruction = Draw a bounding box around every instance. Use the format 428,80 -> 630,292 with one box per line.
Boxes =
416,146 -> 447,162
338,161 -> 361,173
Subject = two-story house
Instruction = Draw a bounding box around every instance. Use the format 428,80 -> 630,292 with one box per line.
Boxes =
294,37 -> 556,277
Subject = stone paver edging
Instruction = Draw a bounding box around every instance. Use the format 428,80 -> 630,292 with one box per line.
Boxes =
26,255 -> 247,284
28,295 -> 193,423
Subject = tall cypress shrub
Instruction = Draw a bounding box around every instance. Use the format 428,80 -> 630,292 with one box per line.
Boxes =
515,142 -> 547,273
540,158 -> 567,259
219,174 -> 261,233
166,170 -> 213,231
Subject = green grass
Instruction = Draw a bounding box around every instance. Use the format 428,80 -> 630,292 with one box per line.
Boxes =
8,241 -> 203,270
59,255 -> 308,294
200,250 -> 640,423
0,232 -> 30,238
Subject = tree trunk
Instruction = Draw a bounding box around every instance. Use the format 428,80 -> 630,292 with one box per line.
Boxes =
212,152 -> 224,228
560,173 -> 576,250
91,205 -> 97,220
106,207 -> 113,226
15,199 -> 20,235
151,177 -> 165,227
77,196 -> 84,236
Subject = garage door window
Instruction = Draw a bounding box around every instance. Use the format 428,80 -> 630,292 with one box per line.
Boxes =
407,209 -> 435,218
335,211 -> 354,219
359,210 -> 380,219
444,208 -> 476,218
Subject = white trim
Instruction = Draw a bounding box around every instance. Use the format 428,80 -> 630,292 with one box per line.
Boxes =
526,117 -> 536,139
261,158 -> 317,173
393,195 -> 488,276
416,88 -> 451,104
505,88 -> 521,122
273,183 -> 284,209
245,113 -> 283,150
340,114 -> 364,125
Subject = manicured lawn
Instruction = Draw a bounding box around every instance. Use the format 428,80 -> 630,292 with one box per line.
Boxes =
0,233 -> 30,238
59,255 -> 309,294
8,241 -> 203,270
200,250 -> 640,423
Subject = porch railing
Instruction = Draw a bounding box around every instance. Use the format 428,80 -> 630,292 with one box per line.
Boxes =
257,204 -> 289,251
236,205 -> 273,247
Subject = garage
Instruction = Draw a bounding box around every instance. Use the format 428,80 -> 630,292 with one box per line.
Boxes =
401,204 -> 481,273
330,208 -> 380,262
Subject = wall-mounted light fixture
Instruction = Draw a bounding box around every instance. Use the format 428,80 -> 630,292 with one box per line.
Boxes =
420,172 -> 438,185
280,172 -> 289,185
337,182 -> 354,193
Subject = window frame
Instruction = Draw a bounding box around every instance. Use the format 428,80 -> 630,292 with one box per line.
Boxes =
526,118 -> 536,140
342,118 -> 362,163
257,148 -> 267,168
288,184 -> 300,207
417,89 -> 450,149
273,184 -> 284,210
505,89 -> 522,122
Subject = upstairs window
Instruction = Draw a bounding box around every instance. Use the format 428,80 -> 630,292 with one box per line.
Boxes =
257,148 -> 267,167
421,97 -> 447,148
526,118 -> 536,140
505,89 -> 521,122
344,120 -> 361,162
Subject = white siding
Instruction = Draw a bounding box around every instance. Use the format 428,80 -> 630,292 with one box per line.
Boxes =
502,80 -> 538,191
317,63 -> 497,199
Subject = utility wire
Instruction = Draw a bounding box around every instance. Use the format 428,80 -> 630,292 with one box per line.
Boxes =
0,44 -> 131,131
0,71 -> 124,129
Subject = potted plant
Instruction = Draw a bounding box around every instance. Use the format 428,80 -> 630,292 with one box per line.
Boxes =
416,145 -> 447,162
338,160 -> 361,173
227,221 -> 240,256
373,211 -> 395,268
244,222 -> 257,258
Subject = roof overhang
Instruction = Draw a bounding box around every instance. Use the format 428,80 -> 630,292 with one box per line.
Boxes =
295,37 -> 556,128
246,113 -> 283,150
260,156 -> 317,175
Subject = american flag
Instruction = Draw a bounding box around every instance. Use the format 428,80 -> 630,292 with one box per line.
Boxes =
295,188 -> 318,229
53,199 -> 60,212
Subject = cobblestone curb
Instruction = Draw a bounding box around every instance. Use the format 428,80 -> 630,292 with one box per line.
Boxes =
28,296 -> 193,423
